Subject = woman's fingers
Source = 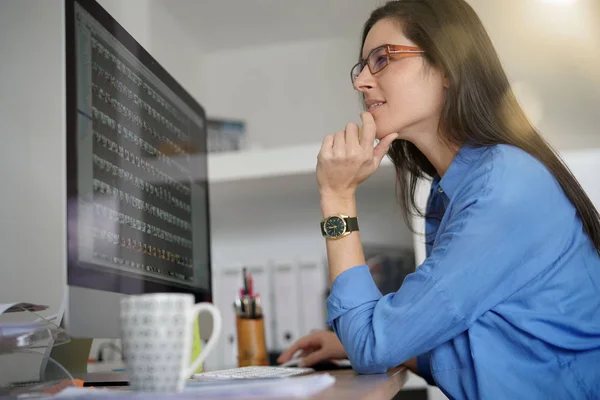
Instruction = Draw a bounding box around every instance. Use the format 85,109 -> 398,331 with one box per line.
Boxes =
345,122 -> 360,147
359,112 -> 377,151
317,113 -> 384,193
277,335 -> 321,363
373,132 -> 399,166
333,130 -> 346,156
277,342 -> 303,363
299,349 -> 329,368
296,349 -> 310,359
319,134 -> 334,157
323,118 -> 371,160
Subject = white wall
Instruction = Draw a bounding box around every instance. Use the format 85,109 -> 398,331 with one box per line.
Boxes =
203,36 -> 364,149
0,0 -> 67,319
472,0 -> 600,150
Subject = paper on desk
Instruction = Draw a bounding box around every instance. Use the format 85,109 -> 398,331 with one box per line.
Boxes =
184,374 -> 336,398
52,374 -> 336,399
0,302 -> 48,314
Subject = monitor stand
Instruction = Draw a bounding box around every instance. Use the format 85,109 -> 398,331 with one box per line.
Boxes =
44,339 -> 128,387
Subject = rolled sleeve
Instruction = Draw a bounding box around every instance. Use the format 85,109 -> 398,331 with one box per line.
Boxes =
417,352 -> 436,386
326,265 -> 382,325
327,262 -> 466,375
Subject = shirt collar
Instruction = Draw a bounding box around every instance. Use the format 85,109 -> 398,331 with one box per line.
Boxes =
434,145 -> 489,199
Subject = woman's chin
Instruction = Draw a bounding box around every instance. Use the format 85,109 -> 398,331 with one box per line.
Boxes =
376,123 -> 411,141
375,129 -> 398,141
373,119 -> 400,140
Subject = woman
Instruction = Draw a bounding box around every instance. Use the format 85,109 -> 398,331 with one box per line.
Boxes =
278,0 -> 600,398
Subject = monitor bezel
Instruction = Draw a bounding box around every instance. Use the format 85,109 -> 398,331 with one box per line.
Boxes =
65,0 -> 213,303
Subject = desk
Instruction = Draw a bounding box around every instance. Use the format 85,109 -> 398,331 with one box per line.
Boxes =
87,367 -> 409,399
307,367 -> 408,400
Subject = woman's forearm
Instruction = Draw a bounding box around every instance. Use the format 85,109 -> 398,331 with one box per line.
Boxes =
320,193 -> 366,285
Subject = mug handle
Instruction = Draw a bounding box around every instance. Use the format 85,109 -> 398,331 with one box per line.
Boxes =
186,303 -> 222,377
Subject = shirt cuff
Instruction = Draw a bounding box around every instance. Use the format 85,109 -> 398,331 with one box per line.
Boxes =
417,353 -> 436,386
326,265 -> 382,326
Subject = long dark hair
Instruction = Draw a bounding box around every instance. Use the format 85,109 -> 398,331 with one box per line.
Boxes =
362,0 -> 600,254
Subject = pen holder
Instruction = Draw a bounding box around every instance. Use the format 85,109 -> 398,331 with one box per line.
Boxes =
236,316 -> 268,367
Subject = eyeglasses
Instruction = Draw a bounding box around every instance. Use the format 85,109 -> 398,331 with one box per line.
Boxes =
350,44 -> 425,84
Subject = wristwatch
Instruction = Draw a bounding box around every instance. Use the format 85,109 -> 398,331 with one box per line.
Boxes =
320,214 -> 359,239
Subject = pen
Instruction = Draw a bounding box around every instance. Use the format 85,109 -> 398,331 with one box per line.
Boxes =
242,296 -> 251,318
242,267 -> 249,296
247,273 -> 253,297
254,294 -> 262,318
233,297 -> 242,316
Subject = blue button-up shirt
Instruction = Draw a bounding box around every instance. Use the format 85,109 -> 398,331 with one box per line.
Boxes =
326,144 -> 600,399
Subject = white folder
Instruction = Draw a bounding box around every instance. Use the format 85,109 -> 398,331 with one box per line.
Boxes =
271,261 -> 302,351
214,267 -> 242,368
297,259 -> 328,336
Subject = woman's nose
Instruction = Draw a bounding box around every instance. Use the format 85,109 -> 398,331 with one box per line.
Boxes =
353,66 -> 376,92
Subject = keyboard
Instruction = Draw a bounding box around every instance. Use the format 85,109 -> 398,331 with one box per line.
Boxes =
192,366 -> 315,380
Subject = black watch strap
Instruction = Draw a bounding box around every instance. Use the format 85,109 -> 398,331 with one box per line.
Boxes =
344,217 -> 359,232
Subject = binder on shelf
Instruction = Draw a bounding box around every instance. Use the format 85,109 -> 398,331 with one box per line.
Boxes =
297,259 -> 328,336
271,262 -> 301,351
214,267 -> 242,368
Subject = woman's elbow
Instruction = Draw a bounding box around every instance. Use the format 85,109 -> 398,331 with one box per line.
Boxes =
347,345 -> 391,374
341,330 -> 396,374
351,361 -> 388,375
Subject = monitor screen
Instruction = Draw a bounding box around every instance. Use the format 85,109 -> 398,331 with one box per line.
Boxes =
66,0 -> 211,301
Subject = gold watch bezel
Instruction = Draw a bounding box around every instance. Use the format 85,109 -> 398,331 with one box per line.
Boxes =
321,214 -> 350,240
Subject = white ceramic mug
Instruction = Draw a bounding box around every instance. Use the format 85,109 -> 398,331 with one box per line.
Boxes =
119,293 -> 222,392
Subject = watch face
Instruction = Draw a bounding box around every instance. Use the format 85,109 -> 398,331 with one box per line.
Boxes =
325,216 -> 346,237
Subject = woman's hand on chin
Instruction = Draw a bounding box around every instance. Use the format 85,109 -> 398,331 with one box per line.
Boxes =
317,111 -> 398,200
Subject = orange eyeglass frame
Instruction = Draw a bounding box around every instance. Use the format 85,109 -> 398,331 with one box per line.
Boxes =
351,44 -> 425,83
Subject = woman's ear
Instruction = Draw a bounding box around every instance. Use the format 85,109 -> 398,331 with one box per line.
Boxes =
443,75 -> 450,89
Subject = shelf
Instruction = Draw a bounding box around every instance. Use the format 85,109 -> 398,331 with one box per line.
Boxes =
208,142 -> 394,184
151,145 -> 598,191
206,142 -> 398,210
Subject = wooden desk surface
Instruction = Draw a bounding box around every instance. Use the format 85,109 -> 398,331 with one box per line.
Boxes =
307,367 -> 408,400
94,367 -> 409,399
235,367 -> 408,400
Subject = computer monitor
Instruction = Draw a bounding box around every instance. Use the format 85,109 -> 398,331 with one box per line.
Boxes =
64,0 -> 212,340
